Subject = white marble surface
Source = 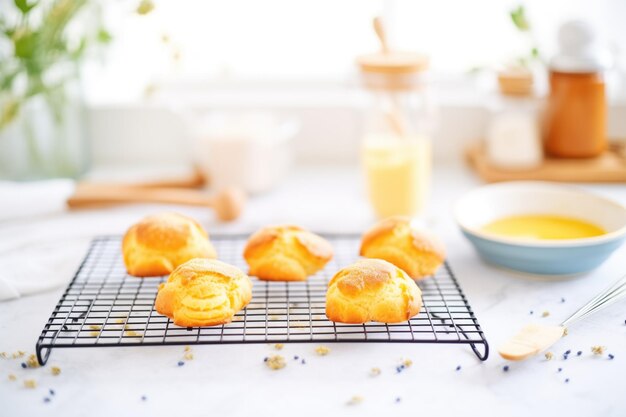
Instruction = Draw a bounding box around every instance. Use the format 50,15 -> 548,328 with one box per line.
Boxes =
1,163 -> 625,417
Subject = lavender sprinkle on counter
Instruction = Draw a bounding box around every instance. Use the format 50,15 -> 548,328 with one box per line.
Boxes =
177,361 -> 184,367
395,397 -> 402,403
456,365 -> 461,371
44,398 -> 50,403
565,378 -> 570,383
608,354 -> 615,360
141,396 -> 147,401
565,350 -> 571,355
577,351 -> 582,356
263,357 -> 268,362
301,359 -> 306,365
530,311 -> 533,315
561,298 -> 566,303
294,356 -> 299,360
21,363 -> 27,369
558,368 -> 562,372
503,365 -> 509,372
49,389 -> 55,396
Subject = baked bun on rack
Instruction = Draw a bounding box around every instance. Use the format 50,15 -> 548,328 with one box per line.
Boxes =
325,259 -> 422,324
155,258 -> 252,327
243,225 -> 333,281
359,216 -> 446,280
122,212 -> 217,277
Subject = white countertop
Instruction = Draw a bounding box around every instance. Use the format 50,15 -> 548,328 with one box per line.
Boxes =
1,163 -> 625,417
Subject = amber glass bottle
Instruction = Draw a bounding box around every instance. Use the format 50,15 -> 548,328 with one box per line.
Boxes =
544,20 -> 607,158
545,71 -> 606,158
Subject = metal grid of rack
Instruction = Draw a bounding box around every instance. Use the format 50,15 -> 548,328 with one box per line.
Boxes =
36,235 -> 489,365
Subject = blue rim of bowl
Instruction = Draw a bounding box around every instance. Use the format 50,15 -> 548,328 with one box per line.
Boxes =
454,181 -> 626,248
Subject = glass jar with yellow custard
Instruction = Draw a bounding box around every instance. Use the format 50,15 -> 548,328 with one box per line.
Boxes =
357,49 -> 435,219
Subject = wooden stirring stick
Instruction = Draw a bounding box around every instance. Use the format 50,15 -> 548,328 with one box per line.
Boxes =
372,16 -> 408,138
67,185 -> 245,222
373,16 -> 390,54
499,274 -> 626,361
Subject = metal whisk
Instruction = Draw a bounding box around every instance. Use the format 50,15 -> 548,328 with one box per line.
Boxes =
561,274 -> 626,327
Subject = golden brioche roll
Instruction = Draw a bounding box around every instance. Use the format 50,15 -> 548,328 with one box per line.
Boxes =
122,212 -> 217,277
326,259 -> 422,324
359,216 -> 446,280
155,258 -> 252,327
243,225 -> 333,281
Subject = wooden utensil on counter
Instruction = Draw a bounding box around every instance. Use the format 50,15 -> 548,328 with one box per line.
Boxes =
76,167 -> 207,190
499,274 -> 626,361
67,185 -> 245,222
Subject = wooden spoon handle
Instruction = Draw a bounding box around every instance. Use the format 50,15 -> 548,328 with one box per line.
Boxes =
67,186 -> 212,209
76,168 -> 207,192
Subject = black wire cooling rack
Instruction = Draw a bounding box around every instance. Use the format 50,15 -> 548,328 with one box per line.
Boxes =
36,234 -> 489,365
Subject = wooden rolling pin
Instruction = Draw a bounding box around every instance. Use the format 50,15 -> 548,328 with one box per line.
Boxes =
67,185 -> 245,222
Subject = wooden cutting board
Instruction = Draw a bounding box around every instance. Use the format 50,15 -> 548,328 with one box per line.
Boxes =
466,141 -> 626,183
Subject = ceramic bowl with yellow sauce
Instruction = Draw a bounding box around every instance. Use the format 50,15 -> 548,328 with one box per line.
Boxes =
455,182 -> 626,276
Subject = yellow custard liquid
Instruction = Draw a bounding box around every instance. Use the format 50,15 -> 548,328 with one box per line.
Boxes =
362,134 -> 431,218
482,215 -> 605,240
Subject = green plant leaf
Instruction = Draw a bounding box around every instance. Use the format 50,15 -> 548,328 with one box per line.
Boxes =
531,47 -> 539,58
12,28 -> 38,59
0,96 -> 20,130
70,37 -> 88,60
14,0 -> 37,14
136,0 -> 155,15
96,28 -> 112,44
510,5 -> 530,31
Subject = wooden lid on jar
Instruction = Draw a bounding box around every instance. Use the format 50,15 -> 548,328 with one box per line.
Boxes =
357,51 -> 429,75
497,68 -> 533,96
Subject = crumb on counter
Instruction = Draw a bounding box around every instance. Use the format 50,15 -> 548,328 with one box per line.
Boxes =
184,352 -> 194,360
124,330 -> 140,337
563,328 -> 569,336
8,374 -> 17,381
402,359 -> 413,368
89,331 -> 99,337
545,352 -> 554,360
370,367 -> 381,377
24,379 -> 37,389
591,346 -> 606,355
184,346 -> 191,352
265,355 -> 286,370
274,343 -> 284,350
51,366 -> 61,376
315,345 -> 330,356
0,352 -> 7,359
347,395 -> 363,406
26,354 -> 39,368
12,351 -> 26,359
542,311 -> 550,318
88,325 -> 101,330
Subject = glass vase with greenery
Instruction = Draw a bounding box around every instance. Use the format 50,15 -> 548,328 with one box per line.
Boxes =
0,0 -> 111,180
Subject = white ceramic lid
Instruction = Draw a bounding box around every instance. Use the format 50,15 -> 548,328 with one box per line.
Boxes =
550,20 -> 608,73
